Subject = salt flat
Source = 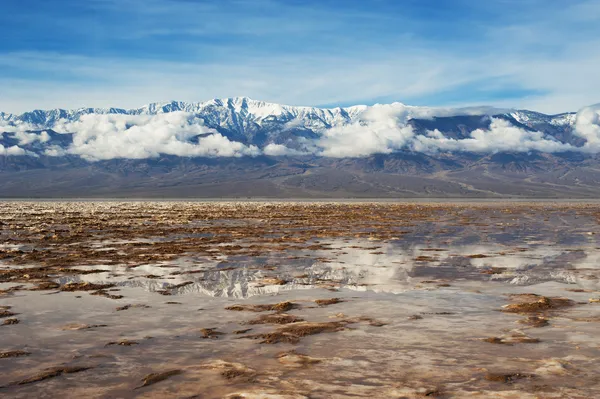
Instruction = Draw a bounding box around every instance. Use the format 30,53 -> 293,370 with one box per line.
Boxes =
1,202 -> 599,398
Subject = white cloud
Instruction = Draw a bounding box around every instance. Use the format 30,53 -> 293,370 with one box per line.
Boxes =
263,143 -> 307,156
313,103 -> 535,157
12,130 -> 51,145
316,104 -> 415,157
574,103 -> 600,151
0,119 -> 41,134
0,144 -> 29,156
53,112 -> 260,160
412,118 -> 572,154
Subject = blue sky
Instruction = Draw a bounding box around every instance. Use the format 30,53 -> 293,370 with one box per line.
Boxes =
1,0 -> 599,113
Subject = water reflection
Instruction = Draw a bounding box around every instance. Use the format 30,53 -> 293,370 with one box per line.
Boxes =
54,239 -> 600,297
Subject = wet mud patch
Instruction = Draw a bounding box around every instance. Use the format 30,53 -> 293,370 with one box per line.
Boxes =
226,301 -> 298,313
0,366 -> 92,388
200,361 -> 257,382
314,298 -> 344,307
246,314 -> 304,325
484,372 -> 535,384
136,369 -> 182,389
60,282 -> 116,292
244,321 -> 349,344
0,309 -> 18,318
116,304 -> 151,311
277,350 -> 322,367
502,294 -> 576,314
0,350 -> 31,359
106,339 -> 139,346
201,328 -> 225,339
61,323 -> 108,331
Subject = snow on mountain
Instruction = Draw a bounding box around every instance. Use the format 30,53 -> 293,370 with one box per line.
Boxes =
508,110 -> 577,127
2,97 -> 598,160
1,97 -> 368,133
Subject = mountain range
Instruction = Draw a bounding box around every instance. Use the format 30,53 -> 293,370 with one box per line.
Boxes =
1,97 -> 600,198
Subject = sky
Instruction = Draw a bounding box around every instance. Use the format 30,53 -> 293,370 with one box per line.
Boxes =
1,0 -> 599,114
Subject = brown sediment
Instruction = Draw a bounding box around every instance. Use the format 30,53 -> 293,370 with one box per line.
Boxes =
481,267 -> 506,275
106,340 -> 139,346
0,285 -> 25,295
484,372 -> 535,383
277,350 -> 322,367
2,318 -> 19,326
116,304 -> 151,311
589,298 -> 600,303
220,368 -> 256,382
61,323 -> 108,331
0,350 -> 31,359
565,288 -> 591,293
226,301 -> 297,313
90,290 -> 124,300
60,282 -> 115,292
518,316 -> 550,328
165,301 -> 182,305
0,366 -> 92,388
0,310 -> 18,318
247,314 -> 304,325
200,361 -> 256,382
414,256 -> 436,262
29,281 -> 60,291
200,328 -> 225,339
314,298 -> 344,306
255,277 -> 287,286
502,294 -> 575,314
408,315 -> 423,320
482,334 -> 541,345
233,328 -> 252,334
346,316 -> 387,327
468,254 -> 488,258
416,388 -> 443,397
136,370 -> 182,389
244,321 -> 348,344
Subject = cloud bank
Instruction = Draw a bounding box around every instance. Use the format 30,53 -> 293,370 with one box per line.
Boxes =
2,102 -> 600,159
0,144 -> 28,156
52,112 -> 260,160
574,103 -> 600,152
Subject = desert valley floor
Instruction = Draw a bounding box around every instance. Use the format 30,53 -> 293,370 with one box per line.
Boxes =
1,201 -> 600,398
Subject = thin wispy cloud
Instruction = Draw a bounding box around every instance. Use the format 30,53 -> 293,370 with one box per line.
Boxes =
0,0 -> 597,113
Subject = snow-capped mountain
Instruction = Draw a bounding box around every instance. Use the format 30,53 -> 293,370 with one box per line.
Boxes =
0,97 -> 587,158
2,98 -> 600,199
1,97 -> 367,135
0,97 -> 578,140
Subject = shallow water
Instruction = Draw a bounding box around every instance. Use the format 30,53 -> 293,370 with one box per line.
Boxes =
1,202 -> 600,398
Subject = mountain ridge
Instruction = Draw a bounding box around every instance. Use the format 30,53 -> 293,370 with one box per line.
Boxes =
2,98 -> 600,198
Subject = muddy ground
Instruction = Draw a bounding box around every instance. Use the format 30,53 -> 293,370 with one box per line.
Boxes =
1,201 -> 599,398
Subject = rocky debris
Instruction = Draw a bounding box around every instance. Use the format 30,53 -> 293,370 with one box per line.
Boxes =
244,321 -> 348,344
314,298 -> 344,306
0,350 -> 31,359
136,370 -> 182,389
502,294 -> 575,314
247,314 -> 304,325
226,301 -> 297,313
0,366 -> 92,388
200,328 -> 225,339
484,372 -> 535,383
106,340 -> 139,346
